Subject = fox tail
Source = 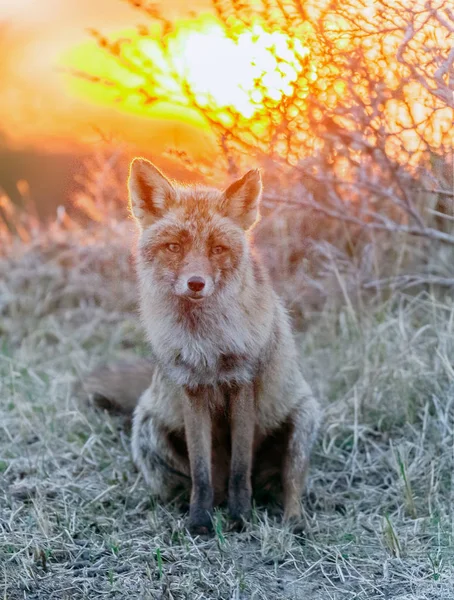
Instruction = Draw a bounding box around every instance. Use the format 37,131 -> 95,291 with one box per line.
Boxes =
82,358 -> 154,414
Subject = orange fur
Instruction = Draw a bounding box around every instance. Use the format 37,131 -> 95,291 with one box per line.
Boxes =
85,159 -> 321,532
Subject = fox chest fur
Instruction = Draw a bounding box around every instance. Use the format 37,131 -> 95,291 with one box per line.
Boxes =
140,290 -> 274,388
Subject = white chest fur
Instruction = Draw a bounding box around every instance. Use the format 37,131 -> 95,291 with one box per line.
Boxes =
142,297 -> 266,387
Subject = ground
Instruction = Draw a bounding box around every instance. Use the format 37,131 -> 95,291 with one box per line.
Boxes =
1,219 -> 453,599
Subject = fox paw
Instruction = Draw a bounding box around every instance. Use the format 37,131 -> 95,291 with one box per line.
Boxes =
187,506 -> 213,536
228,494 -> 251,527
283,514 -> 307,536
290,519 -> 306,535
227,517 -> 248,533
188,522 -> 213,536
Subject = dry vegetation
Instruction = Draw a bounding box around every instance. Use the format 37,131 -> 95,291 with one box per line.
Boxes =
1,192 -> 454,599
1,0 -> 454,598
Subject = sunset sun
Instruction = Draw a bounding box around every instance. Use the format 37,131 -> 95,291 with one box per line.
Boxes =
168,22 -> 313,118
64,16 -> 317,122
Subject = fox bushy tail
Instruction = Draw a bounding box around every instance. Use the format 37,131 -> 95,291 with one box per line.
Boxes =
83,358 -> 154,414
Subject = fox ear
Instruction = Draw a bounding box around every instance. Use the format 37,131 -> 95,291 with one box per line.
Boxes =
222,169 -> 262,229
128,158 -> 175,228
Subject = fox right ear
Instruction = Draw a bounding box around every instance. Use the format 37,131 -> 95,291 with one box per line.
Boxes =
128,158 -> 175,228
222,169 -> 262,230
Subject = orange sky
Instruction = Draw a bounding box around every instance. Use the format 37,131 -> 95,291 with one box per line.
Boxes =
0,0 -> 214,154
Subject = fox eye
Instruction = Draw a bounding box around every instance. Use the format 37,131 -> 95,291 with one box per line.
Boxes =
167,243 -> 181,253
212,245 -> 226,255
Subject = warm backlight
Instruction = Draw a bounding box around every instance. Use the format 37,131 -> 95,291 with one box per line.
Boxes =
64,16 -> 315,122
170,22 -> 312,118
62,9 -> 452,162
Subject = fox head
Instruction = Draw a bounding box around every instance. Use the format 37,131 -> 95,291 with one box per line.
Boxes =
128,158 -> 262,302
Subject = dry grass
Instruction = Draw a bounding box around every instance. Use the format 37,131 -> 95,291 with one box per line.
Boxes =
1,215 -> 454,599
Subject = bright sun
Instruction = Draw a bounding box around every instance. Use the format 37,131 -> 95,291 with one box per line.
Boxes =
169,22 -> 313,118
64,16 -> 316,121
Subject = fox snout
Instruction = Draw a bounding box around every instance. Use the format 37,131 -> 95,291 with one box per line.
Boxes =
187,276 -> 206,293
174,257 -> 215,301
176,273 -> 214,300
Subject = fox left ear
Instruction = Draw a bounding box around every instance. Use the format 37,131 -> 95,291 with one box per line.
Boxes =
128,158 -> 175,228
222,169 -> 262,230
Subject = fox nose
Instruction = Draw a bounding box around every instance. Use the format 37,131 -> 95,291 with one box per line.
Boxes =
187,276 -> 206,293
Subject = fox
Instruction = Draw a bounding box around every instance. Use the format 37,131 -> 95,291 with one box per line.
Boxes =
84,158 -> 321,534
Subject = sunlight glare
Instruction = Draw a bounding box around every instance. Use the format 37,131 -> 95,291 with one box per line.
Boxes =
163,22 -> 311,118
65,16 -> 315,122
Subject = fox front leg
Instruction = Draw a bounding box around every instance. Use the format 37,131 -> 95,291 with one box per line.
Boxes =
228,382 -> 255,528
183,386 -> 214,534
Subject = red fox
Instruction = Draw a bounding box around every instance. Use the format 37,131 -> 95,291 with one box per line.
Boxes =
85,158 -> 320,534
